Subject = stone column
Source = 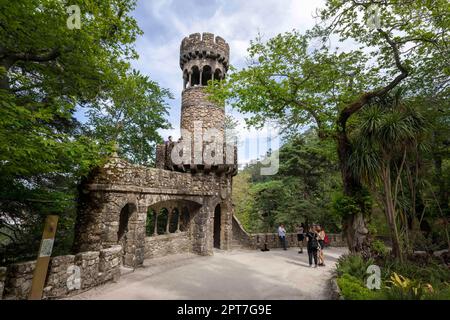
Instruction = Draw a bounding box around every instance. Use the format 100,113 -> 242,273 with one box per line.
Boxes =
133,205 -> 148,267
188,72 -> 192,88
192,201 -> 214,256
166,207 -> 173,234
220,198 -> 233,251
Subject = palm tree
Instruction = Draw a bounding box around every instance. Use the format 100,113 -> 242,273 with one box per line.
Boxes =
349,91 -> 426,261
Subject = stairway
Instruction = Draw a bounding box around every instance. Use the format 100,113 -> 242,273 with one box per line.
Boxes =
231,239 -> 242,250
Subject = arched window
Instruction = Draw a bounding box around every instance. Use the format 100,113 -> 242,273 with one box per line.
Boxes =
169,208 -> 179,233
157,208 -> 169,234
146,208 -> 156,236
214,69 -> 222,82
191,66 -> 200,86
202,65 -> 212,86
180,207 -> 190,232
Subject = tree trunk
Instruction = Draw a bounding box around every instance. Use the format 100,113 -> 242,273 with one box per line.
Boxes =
382,165 -> 403,262
337,130 -> 370,254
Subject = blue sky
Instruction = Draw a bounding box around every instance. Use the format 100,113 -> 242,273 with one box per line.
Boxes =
79,0 -> 326,164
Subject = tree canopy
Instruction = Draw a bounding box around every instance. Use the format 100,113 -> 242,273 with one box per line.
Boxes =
0,0 -> 171,263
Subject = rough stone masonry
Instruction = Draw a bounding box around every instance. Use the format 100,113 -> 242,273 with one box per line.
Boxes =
72,32 -> 237,269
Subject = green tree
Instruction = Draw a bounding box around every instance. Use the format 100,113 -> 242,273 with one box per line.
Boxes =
86,70 -> 172,166
349,92 -> 427,261
208,0 -> 449,256
0,0 -> 170,263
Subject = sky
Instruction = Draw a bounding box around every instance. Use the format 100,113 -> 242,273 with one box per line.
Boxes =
80,0 -> 327,165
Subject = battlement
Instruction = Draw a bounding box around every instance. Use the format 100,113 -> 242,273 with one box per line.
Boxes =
180,32 -> 230,70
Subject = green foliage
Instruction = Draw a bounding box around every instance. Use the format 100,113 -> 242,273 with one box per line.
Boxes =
332,191 -> 372,219
86,70 -> 172,166
209,0 -> 450,255
337,274 -> 381,300
332,193 -> 361,218
336,254 -> 450,300
385,272 -> 433,300
0,0 -> 170,264
371,240 -> 388,257
233,131 -> 342,233
381,256 -> 450,287
336,254 -> 375,282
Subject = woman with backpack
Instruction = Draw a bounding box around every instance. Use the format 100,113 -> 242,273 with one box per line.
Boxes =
305,226 -> 319,268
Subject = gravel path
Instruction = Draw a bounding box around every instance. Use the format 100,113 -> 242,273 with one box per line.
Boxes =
67,247 -> 347,300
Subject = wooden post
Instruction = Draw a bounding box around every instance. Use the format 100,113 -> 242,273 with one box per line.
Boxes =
28,215 -> 59,300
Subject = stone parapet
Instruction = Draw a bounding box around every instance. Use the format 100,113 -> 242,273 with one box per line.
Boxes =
1,246 -> 122,300
145,233 -> 191,259
180,32 -> 229,70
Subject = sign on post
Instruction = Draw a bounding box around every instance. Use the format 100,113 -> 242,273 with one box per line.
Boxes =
28,215 -> 59,300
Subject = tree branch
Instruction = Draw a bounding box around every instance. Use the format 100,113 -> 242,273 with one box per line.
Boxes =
11,48 -> 60,63
338,28 -> 409,129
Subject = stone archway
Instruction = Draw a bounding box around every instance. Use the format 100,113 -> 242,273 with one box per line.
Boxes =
117,203 -> 137,266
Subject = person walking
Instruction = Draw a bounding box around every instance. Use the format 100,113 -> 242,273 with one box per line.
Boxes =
278,224 -> 287,250
305,226 -> 319,268
316,225 -> 326,267
296,223 -> 305,254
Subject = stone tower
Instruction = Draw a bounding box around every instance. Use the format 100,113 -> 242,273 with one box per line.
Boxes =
157,32 -> 236,174
73,33 -> 238,271
180,32 -> 229,140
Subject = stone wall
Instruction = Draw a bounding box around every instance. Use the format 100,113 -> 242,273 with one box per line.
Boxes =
232,216 -> 346,249
74,154 -> 235,266
83,156 -> 228,195
1,245 -> 122,300
246,232 -> 345,249
145,232 -> 191,259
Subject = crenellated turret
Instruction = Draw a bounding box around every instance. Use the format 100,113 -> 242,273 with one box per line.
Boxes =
156,33 -> 237,176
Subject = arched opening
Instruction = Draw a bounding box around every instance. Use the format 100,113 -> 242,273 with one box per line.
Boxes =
191,66 -> 200,86
214,204 -> 221,249
157,208 -> 169,234
180,206 -> 190,232
169,208 -> 179,233
202,65 -> 212,86
146,208 -> 157,236
214,69 -> 222,82
118,203 -> 136,243
117,203 -> 137,266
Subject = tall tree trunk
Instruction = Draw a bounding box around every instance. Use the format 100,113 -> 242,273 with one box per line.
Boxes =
337,130 -> 370,254
382,165 -> 403,261
333,28 -> 408,256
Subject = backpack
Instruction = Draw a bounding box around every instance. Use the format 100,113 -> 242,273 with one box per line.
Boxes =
309,233 -> 319,249
324,234 -> 330,246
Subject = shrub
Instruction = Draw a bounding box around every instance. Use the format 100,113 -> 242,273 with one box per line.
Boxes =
424,285 -> 450,300
384,272 -> 433,300
336,254 -> 375,282
381,255 -> 450,286
337,274 -> 382,300
371,239 -> 388,257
